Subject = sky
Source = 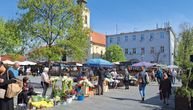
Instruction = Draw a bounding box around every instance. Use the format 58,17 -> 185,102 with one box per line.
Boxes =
0,0 -> 193,36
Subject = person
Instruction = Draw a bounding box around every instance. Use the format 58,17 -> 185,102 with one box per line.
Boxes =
159,73 -> 171,105
18,77 -> 37,104
155,68 -> 163,84
151,70 -> 156,82
41,67 -> 50,97
0,61 -> 17,110
18,67 -> 24,76
110,69 -> 120,89
88,68 -> 94,81
77,67 -> 83,79
7,62 -> 20,78
124,67 -> 130,89
137,66 -> 149,102
97,68 -> 105,95
171,69 -> 177,84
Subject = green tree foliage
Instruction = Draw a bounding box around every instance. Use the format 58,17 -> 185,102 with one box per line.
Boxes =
104,45 -> 126,62
176,23 -> 193,69
0,18 -> 22,55
18,0 -> 89,62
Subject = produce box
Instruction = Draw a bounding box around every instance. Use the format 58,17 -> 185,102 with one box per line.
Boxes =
103,85 -> 109,92
81,86 -> 89,96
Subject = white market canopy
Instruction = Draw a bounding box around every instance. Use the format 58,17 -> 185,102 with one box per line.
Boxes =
2,60 -> 15,65
16,61 -> 37,65
167,65 -> 178,69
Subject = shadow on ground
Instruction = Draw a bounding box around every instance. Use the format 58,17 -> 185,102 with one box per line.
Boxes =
108,92 -> 175,110
109,97 -> 141,102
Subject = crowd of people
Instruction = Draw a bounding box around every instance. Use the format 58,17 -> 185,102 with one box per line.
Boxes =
0,60 -> 179,110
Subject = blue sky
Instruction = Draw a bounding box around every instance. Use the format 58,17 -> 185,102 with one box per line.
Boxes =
0,0 -> 193,35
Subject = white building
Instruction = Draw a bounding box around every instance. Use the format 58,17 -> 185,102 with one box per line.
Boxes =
106,27 -> 176,65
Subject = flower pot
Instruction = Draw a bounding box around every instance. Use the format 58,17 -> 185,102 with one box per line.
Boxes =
175,95 -> 191,110
77,95 -> 84,101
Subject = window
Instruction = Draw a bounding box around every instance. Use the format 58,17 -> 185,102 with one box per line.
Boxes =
141,48 -> 145,55
160,46 -> 164,53
84,15 -> 87,24
132,35 -> 136,41
110,38 -> 113,43
132,48 -> 136,54
149,33 -> 154,41
125,48 -> 128,55
125,36 -> 128,41
150,47 -> 154,54
117,37 -> 120,44
141,34 -> 145,41
160,32 -> 164,39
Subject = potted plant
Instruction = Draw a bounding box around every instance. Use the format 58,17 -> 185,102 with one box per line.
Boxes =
76,91 -> 84,101
175,69 -> 193,110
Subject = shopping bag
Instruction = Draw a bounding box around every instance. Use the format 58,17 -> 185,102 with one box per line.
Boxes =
0,89 -> 6,99
6,79 -> 23,98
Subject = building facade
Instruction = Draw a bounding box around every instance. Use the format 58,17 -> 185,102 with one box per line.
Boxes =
106,27 -> 176,65
87,32 -> 106,60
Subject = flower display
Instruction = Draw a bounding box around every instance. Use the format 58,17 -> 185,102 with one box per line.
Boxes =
62,76 -> 73,92
78,79 -> 94,87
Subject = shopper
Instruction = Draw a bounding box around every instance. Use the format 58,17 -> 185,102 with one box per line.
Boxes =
138,66 -> 149,102
41,67 -> 50,97
159,72 -> 172,105
97,68 -> 105,95
124,67 -> 130,89
0,61 -> 17,110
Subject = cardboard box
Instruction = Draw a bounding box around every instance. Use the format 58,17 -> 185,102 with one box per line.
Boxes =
81,86 -> 89,95
103,85 -> 109,92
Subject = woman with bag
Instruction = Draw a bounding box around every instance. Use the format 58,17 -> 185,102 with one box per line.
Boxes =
0,61 -> 17,110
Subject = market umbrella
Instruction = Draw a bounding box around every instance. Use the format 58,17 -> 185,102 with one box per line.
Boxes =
17,61 -> 37,65
2,60 -> 15,65
153,63 -> 168,69
167,65 -> 178,69
85,58 -> 114,67
132,61 -> 155,68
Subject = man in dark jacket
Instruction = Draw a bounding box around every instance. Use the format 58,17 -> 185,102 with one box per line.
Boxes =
97,68 -> 105,95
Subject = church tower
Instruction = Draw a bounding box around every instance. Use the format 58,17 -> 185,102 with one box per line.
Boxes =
77,0 -> 90,28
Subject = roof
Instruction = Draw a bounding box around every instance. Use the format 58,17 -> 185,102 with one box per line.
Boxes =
0,55 -> 26,61
90,31 -> 106,46
107,27 -> 176,37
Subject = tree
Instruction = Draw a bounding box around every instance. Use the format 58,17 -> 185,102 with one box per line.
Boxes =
104,45 -> 126,62
176,23 -> 193,69
0,18 -> 22,56
18,0 -> 89,63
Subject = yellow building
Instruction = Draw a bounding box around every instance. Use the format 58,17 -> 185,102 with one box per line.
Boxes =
88,32 -> 106,59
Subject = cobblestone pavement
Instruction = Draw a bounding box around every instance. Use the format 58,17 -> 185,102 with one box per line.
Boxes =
15,76 -> 181,110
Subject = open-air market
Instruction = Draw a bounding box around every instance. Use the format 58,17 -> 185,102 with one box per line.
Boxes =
1,0 -> 193,110
0,59 -> 182,110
